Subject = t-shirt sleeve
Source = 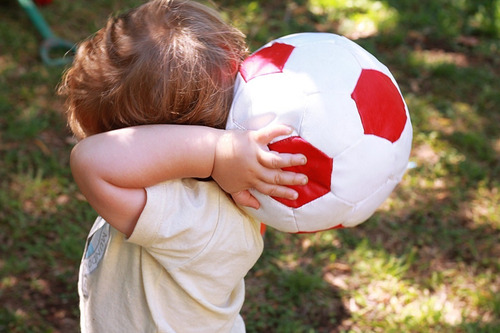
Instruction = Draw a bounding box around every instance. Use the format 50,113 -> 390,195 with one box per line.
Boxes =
127,179 -> 224,266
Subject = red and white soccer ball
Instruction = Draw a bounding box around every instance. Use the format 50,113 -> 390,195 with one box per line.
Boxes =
227,33 -> 412,233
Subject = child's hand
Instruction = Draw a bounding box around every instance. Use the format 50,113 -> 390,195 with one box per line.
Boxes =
212,124 -> 308,209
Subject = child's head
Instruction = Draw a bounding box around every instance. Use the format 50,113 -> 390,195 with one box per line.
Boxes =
59,0 -> 248,139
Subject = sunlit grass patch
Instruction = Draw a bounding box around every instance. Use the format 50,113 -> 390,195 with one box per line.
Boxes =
462,181 -> 500,228
350,240 -> 415,278
339,243 -> 499,332
413,50 -> 469,68
308,0 -> 398,38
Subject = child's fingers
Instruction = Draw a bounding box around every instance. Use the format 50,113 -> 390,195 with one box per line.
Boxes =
253,168 -> 308,198
253,124 -> 293,145
260,151 -> 307,170
231,191 -> 261,209
254,182 -> 300,201
259,169 -> 308,187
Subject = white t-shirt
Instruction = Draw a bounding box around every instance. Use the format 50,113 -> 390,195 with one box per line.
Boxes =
78,179 -> 264,332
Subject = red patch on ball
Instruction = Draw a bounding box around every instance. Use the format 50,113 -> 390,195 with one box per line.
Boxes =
239,43 -> 295,82
268,136 -> 333,208
351,69 -> 407,143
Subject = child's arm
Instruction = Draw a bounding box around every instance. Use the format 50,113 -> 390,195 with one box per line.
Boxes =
70,124 -> 307,237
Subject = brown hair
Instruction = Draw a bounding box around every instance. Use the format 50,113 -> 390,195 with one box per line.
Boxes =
59,0 -> 248,139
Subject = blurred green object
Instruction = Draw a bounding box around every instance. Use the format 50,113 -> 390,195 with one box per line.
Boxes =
17,0 -> 75,66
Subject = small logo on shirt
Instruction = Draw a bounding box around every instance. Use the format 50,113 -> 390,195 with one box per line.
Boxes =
84,221 -> 110,274
81,220 -> 110,298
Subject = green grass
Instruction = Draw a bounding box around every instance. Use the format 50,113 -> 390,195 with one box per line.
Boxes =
1,0 -> 499,332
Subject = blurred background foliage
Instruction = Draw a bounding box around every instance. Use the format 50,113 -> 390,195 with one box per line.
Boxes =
1,0 -> 499,332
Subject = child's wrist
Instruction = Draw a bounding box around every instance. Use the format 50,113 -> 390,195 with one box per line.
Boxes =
210,129 -> 229,179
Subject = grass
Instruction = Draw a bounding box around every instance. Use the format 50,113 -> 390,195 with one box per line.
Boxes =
1,0 -> 499,332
